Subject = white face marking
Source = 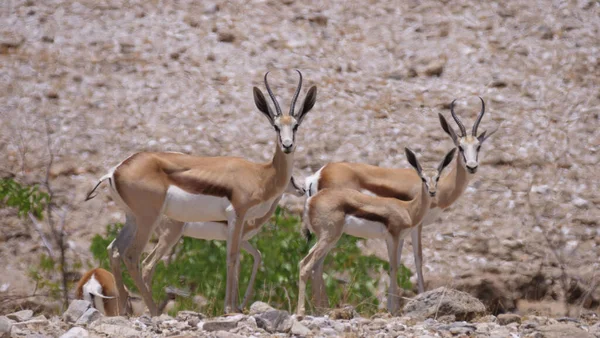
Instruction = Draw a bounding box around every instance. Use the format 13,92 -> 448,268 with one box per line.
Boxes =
419,169 -> 441,197
305,167 -> 323,197
273,115 -> 298,153
344,215 -> 388,240
83,275 -> 106,315
164,185 -> 230,222
459,136 -> 481,173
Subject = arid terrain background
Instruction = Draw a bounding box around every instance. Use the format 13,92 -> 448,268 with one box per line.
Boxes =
1,0 -> 599,319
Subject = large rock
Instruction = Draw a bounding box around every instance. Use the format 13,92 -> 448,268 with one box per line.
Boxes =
60,327 -> 89,338
291,320 -> 312,336
403,287 -> 486,321
249,301 -> 276,315
6,310 -> 33,322
202,314 -> 245,332
0,316 -> 13,338
75,308 -> 102,325
254,309 -> 293,333
62,299 -> 91,323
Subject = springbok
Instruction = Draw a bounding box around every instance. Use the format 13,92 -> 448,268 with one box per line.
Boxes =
76,268 -> 121,316
86,70 -> 317,315
140,177 -> 305,310
304,98 -> 497,302
297,147 -> 456,316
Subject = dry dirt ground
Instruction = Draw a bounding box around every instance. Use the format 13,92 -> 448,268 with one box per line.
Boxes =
1,0 -> 599,317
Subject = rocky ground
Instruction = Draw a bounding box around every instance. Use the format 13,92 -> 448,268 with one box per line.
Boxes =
1,0 -> 600,325
3,288 -> 600,337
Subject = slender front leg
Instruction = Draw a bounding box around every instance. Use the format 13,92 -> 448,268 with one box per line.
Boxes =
411,222 -> 425,293
385,237 -> 401,315
225,210 -> 245,313
311,257 -> 328,313
240,240 -> 261,309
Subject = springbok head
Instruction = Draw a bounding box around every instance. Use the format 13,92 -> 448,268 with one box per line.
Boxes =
438,97 -> 497,174
253,70 -> 317,154
405,148 -> 457,197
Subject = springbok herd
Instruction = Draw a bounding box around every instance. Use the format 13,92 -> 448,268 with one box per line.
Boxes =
80,70 -> 497,318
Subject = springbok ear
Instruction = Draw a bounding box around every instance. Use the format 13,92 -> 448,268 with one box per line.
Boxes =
253,87 -> 274,124
438,148 -> 457,174
295,86 -> 317,125
478,127 -> 498,143
439,113 -> 459,145
405,147 -> 422,174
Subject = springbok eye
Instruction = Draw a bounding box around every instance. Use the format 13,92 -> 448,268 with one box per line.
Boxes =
477,145 -> 481,151
293,124 -> 299,132
274,125 -> 280,132
421,178 -> 426,182
436,177 -> 440,182
458,146 -> 464,152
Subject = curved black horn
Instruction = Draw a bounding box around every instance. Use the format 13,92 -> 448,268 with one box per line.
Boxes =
450,99 -> 466,136
472,97 -> 485,136
264,72 -> 282,116
289,70 -> 303,116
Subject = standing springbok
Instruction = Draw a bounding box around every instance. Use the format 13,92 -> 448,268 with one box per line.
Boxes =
85,71 -> 317,315
140,177 -> 306,310
304,98 -> 497,301
297,147 -> 456,316
76,268 -> 121,316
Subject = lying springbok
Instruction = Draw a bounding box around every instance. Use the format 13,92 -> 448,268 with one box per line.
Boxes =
85,70 -> 317,315
140,177 -> 306,310
298,147 -> 456,316
76,268 -> 121,316
304,98 -> 496,299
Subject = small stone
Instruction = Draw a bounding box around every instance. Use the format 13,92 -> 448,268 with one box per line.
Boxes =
536,323 -> 593,338
214,331 -> 244,338
60,327 -> 89,338
75,308 -> 102,325
217,31 -> 235,43
423,59 -> 446,77
497,313 -> 521,325
176,311 -> 204,327
254,310 -> 292,333
249,301 -> 276,315
45,91 -> 59,100
403,287 -> 486,321
203,314 -> 245,332
91,324 -> 140,337
308,15 -> 328,26
407,67 -> 418,78
327,305 -> 358,320
0,316 -> 13,338
291,320 -> 312,336
6,310 -> 33,322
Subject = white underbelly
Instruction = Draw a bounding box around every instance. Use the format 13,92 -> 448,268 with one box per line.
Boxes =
182,221 -> 262,242
163,185 -> 230,222
246,198 -> 276,220
344,215 -> 388,240
182,221 -> 228,241
421,207 -> 443,227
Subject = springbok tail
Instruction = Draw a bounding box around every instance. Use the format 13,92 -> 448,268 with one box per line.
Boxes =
89,290 -> 115,299
85,174 -> 111,201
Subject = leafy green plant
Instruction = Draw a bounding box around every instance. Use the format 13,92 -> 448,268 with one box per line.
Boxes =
0,178 -> 49,219
90,207 -> 412,316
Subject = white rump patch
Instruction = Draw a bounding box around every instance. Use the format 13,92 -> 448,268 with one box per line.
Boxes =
164,185 -> 230,222
344,215 -> 388,240
305,167 -> 323,197
83,275 -> 106,315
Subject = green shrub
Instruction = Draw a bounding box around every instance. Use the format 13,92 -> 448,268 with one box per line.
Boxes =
90,207 -> 412,316
0,178 -> 49,219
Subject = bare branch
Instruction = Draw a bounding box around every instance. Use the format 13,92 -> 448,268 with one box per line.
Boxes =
28,212 -> 55,259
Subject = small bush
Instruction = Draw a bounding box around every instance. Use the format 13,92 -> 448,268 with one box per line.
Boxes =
0,178 -> 49,219
90,207 -> 412,316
